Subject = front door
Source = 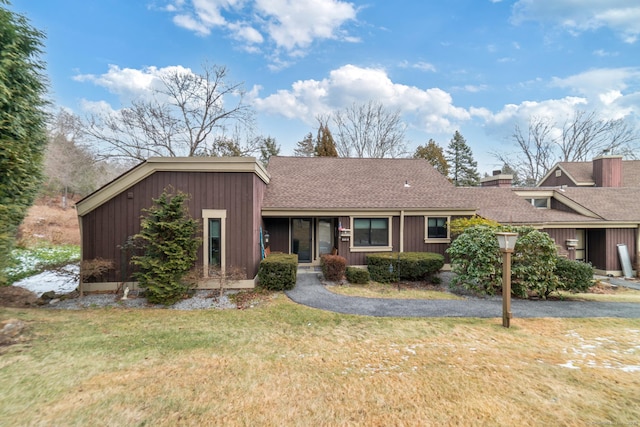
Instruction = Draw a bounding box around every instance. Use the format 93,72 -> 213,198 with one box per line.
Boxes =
292,218 -> 312,262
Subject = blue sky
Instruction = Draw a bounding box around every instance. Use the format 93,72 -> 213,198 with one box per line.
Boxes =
12,0 -> 640,173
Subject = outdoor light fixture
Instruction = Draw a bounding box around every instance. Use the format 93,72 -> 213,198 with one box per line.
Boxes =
264,231 -> 270,245
495,232 -> 518,328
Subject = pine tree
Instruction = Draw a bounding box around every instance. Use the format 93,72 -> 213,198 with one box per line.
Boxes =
414,139 -> 449,176
315,124 -> 338,157
0,3 -> 48,285
258,136 -> 280,166
446,131 -> 479,186
293,132 -> 315,157
131,188 -> 200,305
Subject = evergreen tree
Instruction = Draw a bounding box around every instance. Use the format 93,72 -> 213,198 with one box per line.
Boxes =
446,131 -> 479,186
414,139 -> 449,176
131,188 -> 200,305
258,136 -> 280,166
293,132 -> 315,157
0,2 -> 48,285
315,124 -> 338,157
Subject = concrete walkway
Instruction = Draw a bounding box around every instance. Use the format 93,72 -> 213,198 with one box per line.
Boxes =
285,270 -> 640,319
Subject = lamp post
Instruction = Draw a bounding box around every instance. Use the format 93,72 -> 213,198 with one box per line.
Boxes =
495,232 -> 518,328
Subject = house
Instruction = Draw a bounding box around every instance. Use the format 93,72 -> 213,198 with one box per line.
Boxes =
76,157 -> 269,292
538,155 -> 640,188
75,155 -> 639,293
479,155 -> 640,276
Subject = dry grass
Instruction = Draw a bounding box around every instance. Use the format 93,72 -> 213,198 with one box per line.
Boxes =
1,297 -> 639,426
556,281 -> 640,303
327,281 -> 464,300
17,197 -> 80,247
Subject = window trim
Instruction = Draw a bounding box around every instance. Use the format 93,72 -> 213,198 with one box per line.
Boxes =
350,216 -> 393,252
424,216 -> 451,243
202,209 -> 227,276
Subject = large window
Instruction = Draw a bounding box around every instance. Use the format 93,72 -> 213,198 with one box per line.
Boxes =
353,218 -> 389,247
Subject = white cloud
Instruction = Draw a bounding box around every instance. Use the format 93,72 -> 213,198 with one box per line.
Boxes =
162,0 -> 358,59
399,60 -> 437,72
551,67 -> 640,95
253,64 -> 471,133
73,64 -> 196,101
511,0 -> 640,43
256,0 -> 357,50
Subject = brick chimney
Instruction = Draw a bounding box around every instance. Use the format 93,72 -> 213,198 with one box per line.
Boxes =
593,155 -> 623,187
481,170 -> 513,187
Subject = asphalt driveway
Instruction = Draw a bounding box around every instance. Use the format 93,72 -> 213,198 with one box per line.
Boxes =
285,270 -> 640,319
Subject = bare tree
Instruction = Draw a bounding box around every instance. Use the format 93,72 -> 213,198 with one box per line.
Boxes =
494,116 -> 556,186
44,110 -> 100,206
558,110 -> 637,161
332,100 -> 406,158
83,64 -> 254,161
494,110 -> 638,186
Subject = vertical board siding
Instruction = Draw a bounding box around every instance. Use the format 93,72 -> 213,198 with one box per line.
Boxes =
544,228 -> 576,260
82,171 -> 265,283
606,228 -> 636,271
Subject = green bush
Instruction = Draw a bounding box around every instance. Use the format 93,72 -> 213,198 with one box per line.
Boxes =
446,226 -> 501,294
366,252 -> 444,283
555,257 -> 594,293
345,266 -> 370,284
509,226 -> 559,298
447,225 -> 560,298
320,254 -> 347,281
131,189 -> 200,305
258,253 -> 298,291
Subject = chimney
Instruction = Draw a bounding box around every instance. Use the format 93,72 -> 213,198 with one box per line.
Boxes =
593,155 -> 623,187
480,171 -> 513,187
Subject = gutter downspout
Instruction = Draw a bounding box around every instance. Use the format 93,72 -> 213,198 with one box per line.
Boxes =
77,211 -> 83,297
399,210 -> 405,253
636,225 -> 640,278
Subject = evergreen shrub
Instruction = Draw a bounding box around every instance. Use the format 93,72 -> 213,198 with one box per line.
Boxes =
258,253 -> 297,291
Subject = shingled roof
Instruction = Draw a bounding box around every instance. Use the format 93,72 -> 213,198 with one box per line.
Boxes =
551,160 -> 640,187
263,156 -> 473,211
556,187 -> 640,221
456,187 -> 595,225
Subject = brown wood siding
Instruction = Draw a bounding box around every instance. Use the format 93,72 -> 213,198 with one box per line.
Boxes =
539,169 -> 580,187
82,171 -> 265,282
403,216 -> 449,262
263,218 -> 289,253
605,228 -> 636,271
543,228 -> 576,260
550,199 -> 580,214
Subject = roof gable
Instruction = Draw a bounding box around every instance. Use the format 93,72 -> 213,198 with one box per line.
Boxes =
76,157 -> 269,216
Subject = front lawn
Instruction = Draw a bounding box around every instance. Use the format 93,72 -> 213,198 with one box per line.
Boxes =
327,280 -> 465,300
1,297 -> 639,426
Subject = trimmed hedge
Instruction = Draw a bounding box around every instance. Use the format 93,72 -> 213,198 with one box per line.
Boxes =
258,253 -> 298,291
555,257 -> 594,293
320,254 -> 347,281
366,252 -> 444,283
346,266 -> 370,284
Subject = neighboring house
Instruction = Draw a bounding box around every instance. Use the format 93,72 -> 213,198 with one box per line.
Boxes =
480,155 -> 640,276
76,155 -> 639,293
538,155 -> 640,188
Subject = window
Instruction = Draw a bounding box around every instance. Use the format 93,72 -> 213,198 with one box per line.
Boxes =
427,217 -> 448,239
527,198 -> 549,209
353,218 -> 389,247
202,209 -> 226,276
209,219 -> 221,267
